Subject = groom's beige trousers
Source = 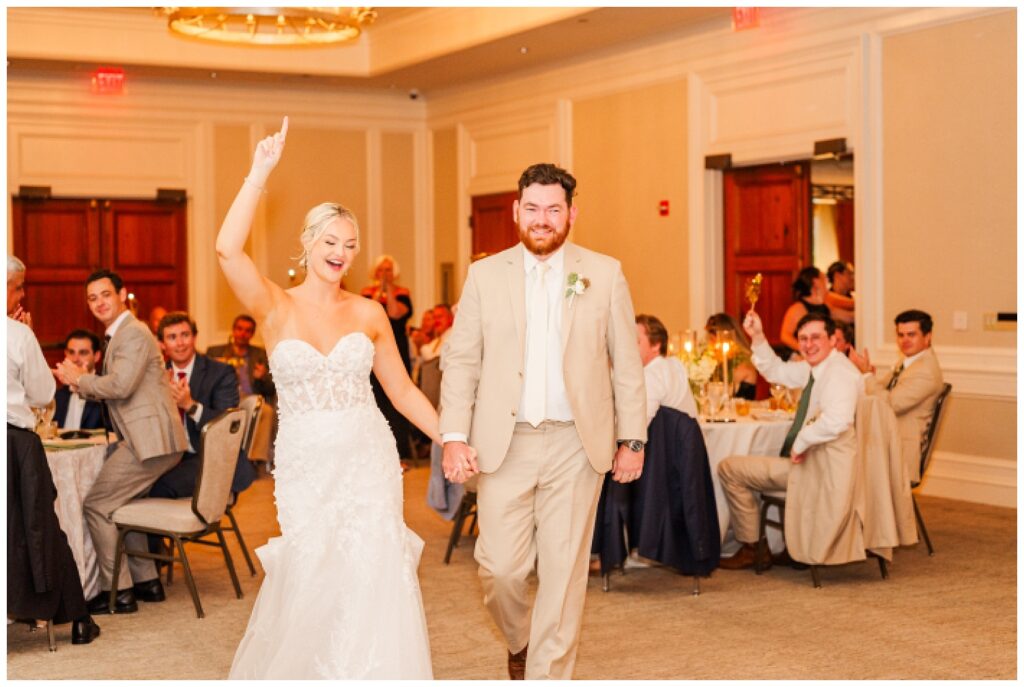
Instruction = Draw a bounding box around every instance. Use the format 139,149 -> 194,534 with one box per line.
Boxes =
474,420 -> 603,680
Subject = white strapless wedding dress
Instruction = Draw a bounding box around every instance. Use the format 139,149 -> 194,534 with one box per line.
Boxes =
229,333 -> 432,679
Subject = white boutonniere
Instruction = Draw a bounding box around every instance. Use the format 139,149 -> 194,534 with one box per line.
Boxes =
565,272 -> 590,305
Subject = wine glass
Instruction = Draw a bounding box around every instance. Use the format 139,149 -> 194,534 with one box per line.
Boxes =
707,381 -> 726,420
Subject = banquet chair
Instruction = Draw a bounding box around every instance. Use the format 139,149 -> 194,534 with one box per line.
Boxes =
109,409 -> 246,618
911,383 -> 952,556
755,397 -> 908,588
444,486 -> 478,564
224,394 -> 264,577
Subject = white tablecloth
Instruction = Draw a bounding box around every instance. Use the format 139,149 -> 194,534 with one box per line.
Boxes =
42,438 -> 108,600
699,415 -> 791,555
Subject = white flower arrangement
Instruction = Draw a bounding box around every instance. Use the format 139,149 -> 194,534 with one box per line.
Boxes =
679,340 -> 719,397
565,272 -> 590,305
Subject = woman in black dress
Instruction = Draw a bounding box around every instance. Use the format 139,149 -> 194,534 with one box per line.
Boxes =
779,266 -> 831,356
361,254 -> 414,465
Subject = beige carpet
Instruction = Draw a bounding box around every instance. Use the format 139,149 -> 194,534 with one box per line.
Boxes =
7,465 -> 1016,680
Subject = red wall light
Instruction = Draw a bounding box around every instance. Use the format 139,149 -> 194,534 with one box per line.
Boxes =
91,67 -> 125,94
732,8 -> 760,32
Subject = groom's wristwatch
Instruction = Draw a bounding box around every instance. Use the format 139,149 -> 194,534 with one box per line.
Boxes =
618,439 -> 644,452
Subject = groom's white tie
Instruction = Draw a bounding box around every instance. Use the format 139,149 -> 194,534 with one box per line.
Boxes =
523,261 -> 550,428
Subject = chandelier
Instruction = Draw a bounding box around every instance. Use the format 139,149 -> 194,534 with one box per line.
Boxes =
161,7 -> 377,47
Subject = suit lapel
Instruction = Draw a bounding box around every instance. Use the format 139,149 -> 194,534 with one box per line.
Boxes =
561,242 -> 582,354
506,247 -> 527,356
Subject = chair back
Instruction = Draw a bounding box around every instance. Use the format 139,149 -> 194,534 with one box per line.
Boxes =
419,357 -> 442,409
237,394 -> 264,458
192,408 -> 246,524
916,382 -> 952,487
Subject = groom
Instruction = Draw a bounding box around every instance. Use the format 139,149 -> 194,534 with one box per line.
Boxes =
440,163 -> 647,679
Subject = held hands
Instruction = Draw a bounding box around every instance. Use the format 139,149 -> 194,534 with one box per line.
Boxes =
442,441 -> 480,484
742,310 -> 766,346
611,444 -> 644,483
248,116 -> 289,185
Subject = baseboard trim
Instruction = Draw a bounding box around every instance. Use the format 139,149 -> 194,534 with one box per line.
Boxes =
918,451 -> 1016,509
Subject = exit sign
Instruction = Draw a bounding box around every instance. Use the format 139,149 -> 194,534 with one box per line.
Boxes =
732,8 -> 760,31
91,67 -> 125,94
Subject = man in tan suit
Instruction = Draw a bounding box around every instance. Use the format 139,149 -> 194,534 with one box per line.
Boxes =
440,163 -> 647,679
849,309 -> 944,482
717,311 -> 864,570
56,269 -> 187,614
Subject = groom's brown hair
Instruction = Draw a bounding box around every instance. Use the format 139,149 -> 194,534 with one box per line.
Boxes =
518,163 -> 577,207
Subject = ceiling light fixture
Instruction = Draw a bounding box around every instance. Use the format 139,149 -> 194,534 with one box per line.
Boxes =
160,7 -> 377,47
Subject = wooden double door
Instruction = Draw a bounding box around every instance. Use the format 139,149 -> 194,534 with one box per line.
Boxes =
12,197 -> 188,362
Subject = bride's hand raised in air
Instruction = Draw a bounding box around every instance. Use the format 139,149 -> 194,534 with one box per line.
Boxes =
247,116 -> 289,187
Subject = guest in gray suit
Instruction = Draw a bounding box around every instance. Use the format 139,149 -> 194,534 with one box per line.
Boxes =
55,269 -> 188,615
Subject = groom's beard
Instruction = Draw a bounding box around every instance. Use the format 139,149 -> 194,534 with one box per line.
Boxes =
518,220 -> 570,257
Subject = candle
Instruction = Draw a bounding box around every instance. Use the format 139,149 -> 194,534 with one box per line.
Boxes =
722,341 -> 731,399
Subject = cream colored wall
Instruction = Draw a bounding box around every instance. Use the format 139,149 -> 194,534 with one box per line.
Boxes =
211,124 -> 252,345
431,128 -> 459,303
572,79 -> 690,336
381,132 -> 417,306
883,12 -> 1016,463
883,13 -> 1016,350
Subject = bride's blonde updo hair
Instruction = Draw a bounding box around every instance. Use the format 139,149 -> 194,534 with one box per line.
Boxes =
296,202 -> 360,270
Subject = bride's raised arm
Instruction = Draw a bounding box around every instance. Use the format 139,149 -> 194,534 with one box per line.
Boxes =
216,116 -> 289,320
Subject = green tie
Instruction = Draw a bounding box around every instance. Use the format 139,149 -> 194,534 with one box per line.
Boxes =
886,363 -> 904,391
780,372 -> 815,457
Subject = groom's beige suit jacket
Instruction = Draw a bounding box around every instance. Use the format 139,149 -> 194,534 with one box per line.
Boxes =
440,241 -> 647,473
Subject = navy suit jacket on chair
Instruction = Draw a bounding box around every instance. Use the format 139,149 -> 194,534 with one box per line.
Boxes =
149,354 -> 254,498
53,386 -> 108,431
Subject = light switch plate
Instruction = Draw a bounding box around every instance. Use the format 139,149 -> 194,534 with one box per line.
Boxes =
953,311 -> 968,331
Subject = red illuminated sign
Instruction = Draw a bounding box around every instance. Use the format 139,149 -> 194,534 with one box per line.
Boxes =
732,8 -> 760,32
91,67 -> 125,94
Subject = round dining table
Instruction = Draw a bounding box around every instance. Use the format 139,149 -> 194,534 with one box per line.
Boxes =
41,433 -> 112,600
699,410 -> 792,555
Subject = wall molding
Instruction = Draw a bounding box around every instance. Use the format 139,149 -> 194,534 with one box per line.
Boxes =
919,451 -> 1016,510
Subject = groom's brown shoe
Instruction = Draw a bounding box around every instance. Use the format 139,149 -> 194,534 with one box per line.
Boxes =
508,645 -> 528,680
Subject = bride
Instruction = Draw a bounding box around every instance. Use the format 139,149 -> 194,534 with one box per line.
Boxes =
219,117 -> 463,679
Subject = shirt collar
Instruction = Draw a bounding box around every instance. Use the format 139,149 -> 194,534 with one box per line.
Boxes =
522,243 -> 565,276
809,348 -> 844,380
105,309 -> 132,338
901,348 -> 927,369
170,354 -> 197,378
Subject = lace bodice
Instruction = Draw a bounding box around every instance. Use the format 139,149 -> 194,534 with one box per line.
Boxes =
268,333 -> 375,417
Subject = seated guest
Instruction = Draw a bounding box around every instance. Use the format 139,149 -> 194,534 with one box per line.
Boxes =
53,329 -> 109,431
705,312 -> 760,400
55,269 -> 187,614
833,320 -> 854,356
718,310 -> 863,570
418,304 -> 454,364
779,267 -> 832,355
825,261 -> 856,324
636,314 -> 698,423
149,312 -> 252,499
7,271 -> 100,644
207,314 -> 276,402
848,309 -> 944,482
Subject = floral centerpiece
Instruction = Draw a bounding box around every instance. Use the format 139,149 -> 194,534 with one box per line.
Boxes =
678,339 -> 718,399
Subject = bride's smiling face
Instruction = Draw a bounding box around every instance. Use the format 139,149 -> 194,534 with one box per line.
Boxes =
308,218 -> 359,283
